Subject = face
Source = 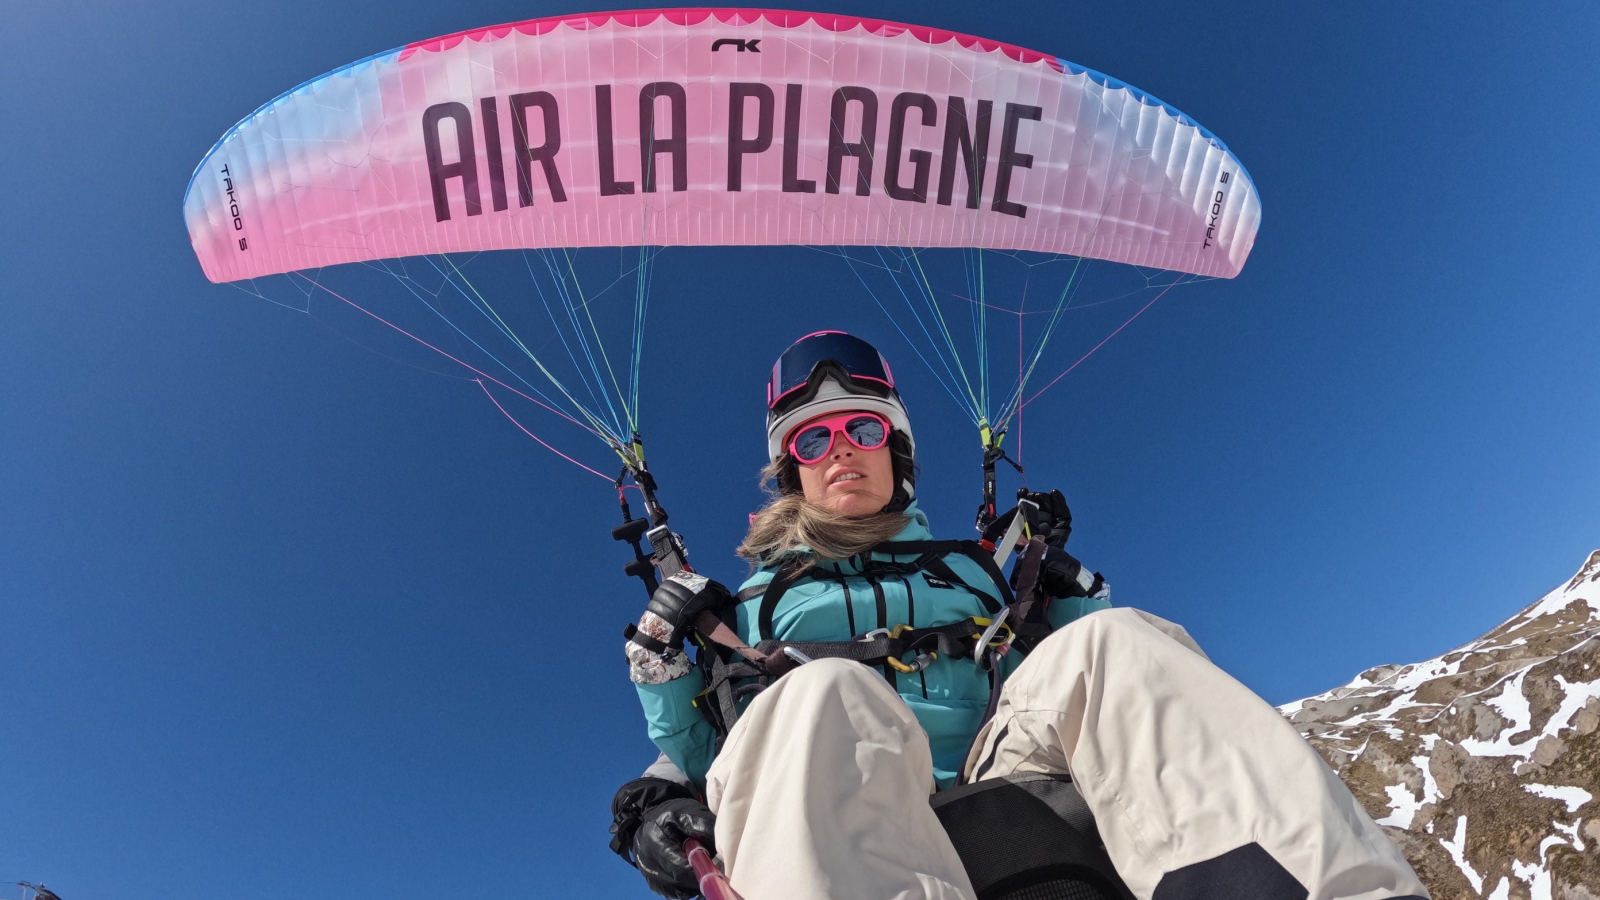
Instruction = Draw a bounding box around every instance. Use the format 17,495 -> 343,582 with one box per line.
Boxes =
791,411 -> 897,517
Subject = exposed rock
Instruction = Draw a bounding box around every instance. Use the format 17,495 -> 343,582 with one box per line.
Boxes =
1283,550 -> 1600,899
1532,734 -> 1567,767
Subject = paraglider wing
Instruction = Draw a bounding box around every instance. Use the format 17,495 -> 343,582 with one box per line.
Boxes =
183,9 -> 1260,284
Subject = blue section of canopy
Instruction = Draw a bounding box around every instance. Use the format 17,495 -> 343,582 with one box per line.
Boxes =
1059,57 -> 1258,199
184,46 -> 403,198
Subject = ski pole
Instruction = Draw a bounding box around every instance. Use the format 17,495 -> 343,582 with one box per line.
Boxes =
685,838 -> 744,900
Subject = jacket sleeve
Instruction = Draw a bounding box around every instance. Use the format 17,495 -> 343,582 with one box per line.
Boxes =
634,670 -> 719,791
1045,592 -> 1112,630
631,571 -> 774,791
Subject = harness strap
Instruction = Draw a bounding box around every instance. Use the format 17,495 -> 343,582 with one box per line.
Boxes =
755,559 -> 807,643
955,538 -> 1055,786
1008,537 -> 1053,650
768,620 -> 992,668
701,538 -> 1040,741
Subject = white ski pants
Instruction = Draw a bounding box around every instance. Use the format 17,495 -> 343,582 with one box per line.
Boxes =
704,607 -> 1426,900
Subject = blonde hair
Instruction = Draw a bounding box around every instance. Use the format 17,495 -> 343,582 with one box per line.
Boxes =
736,437 -> 917,569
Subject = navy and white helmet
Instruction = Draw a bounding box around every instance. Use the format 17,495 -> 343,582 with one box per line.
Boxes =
765,331 -> 914,464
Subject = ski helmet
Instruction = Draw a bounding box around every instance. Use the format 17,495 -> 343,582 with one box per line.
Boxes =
766,331 -> 915,463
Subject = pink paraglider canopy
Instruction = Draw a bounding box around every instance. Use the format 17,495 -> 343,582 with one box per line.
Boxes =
185,8 -> 1259,284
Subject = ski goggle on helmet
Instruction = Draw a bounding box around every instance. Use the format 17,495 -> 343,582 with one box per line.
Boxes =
765,331 -> 914,464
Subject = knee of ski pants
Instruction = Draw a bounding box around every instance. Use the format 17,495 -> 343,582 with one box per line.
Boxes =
963,607 -> 1212,779
710,659 -> 921,799
1029,606 -> 1209,668
726,657 -> 912,744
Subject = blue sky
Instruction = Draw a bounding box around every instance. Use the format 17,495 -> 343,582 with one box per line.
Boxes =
3,2 -> 1598,899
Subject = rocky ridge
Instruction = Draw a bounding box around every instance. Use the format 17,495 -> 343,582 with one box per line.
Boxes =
1283,551 -> 1600,900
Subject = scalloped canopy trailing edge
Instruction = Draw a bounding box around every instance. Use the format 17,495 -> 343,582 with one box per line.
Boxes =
185,8 -> 1260,283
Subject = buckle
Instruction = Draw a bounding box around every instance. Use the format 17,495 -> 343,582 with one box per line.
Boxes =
886,651 -> 937,674
974,609 -> 1015,672
974,609 -> 1013,650
859,623 -> 913,643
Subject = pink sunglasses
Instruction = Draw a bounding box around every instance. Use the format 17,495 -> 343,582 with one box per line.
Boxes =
787,412 -> 892,464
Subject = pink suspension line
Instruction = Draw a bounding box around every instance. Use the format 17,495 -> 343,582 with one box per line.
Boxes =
476,380 -> 612,481
1020,276 -> 1184,410
294,273 -> 608,439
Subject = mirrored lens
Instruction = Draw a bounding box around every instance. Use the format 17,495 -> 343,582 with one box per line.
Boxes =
773,332 -> 891,397
843,416 -> 887,449
792,425 -> 836,462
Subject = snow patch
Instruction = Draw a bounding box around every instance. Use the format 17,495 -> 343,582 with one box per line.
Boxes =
1460,669 -> 1536,758
1377,782 -> 1424,829
1548,671 -> 1600,734
1520,581 -> 1584,623
1333,688 -> 1426,727
1511,857 -> 1553,900
1439,816 -> 1484,893
1460,669 -> 1600,760
1537,833 -> 1565,865
1486,877 -> 1511,900
1523,783 -> 1593,813
1416,754 -> 1441,809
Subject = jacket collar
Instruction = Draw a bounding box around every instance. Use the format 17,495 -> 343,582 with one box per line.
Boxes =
798,501 -> 934,575
887,502 -> 933,542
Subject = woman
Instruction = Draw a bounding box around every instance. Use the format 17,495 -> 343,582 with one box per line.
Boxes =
610,332 -> 1426,900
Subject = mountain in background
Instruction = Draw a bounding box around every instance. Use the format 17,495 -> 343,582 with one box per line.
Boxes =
1283,551 -> 1600,900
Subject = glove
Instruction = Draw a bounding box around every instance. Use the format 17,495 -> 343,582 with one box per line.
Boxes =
610,777 -> 718,899
645,571 -> 733,648
984,489 -> 1073,549
1029,545 -> 1105,599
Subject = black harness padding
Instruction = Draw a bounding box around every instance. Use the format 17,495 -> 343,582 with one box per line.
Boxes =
622,623 -> 672,655
931,773 -> 1135,900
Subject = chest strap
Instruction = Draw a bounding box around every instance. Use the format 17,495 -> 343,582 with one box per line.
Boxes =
691,616 -> 1011,741
754,540 -> 1006,642
686,541 -> 1024,739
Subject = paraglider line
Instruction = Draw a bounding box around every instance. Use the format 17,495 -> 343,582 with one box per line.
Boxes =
899,246 -> 984,416
842,252 -> 973,421
294,273 -> 611,442
873,247 -> 979,416
529,248 -> 628,434
476,379 -> 612,481
1012,274 -> 1032,458
522,249 -> 614,420
371,257 -> 605,434
429,255 -> 625,441
1019,277 -> 1182,409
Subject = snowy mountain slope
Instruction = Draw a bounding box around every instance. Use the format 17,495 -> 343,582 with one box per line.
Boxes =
1282,550 -> 1600,900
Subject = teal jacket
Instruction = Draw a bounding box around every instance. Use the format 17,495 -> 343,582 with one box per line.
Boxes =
634,503 -> 1109,790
